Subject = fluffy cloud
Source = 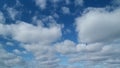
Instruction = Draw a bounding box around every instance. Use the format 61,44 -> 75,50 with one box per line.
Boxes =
72,7 -> 120,67
0,12 -> 63,67
76,8 -> 120,43
0,21 -> 62,44
0,16 -> 63,68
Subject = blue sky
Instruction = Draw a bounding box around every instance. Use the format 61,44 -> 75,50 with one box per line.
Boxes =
0,0 -> 120,68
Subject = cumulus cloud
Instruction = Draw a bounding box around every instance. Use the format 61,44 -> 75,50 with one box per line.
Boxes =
0,16 -> 63,68
0,21 -> 62,44
72,7 -> 120,67
76,8 -> 120,43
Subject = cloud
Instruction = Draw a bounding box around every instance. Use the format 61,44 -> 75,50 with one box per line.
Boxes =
0,12 -> 63,67
74,0 -> 83,6
0,11 -> 5,23
6,42 -> 14,46
111,0 -> 120,6
22,42 -> 62,68
0,21 -> 62,44
61,7 -> 70,14
50,0 -> 60,3
35,0 -> 47,9
76,43 -> 103,52
6,7 -> 19,20
76,8 -> 120,43
65,0 -> 70,5
70,43 -> 120,64
0,44 -> 25,68
67,7 -> 120,67
55,40 -> 76,54
34,0 -> 84,10
0,17 -> 63,68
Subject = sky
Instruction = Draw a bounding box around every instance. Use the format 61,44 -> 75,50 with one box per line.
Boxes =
0,0 -> 120,68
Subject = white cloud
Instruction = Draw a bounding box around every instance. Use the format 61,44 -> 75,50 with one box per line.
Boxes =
55,40 -> 76,54
76,8 -> 120,43
0,14 -> 63,68
76,43 -> 103,52
22,43 -> 60,68
67,7 -> 120,67
0,21 -> 62,44
0,17 -> 63,68
70,43 -> 120,64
